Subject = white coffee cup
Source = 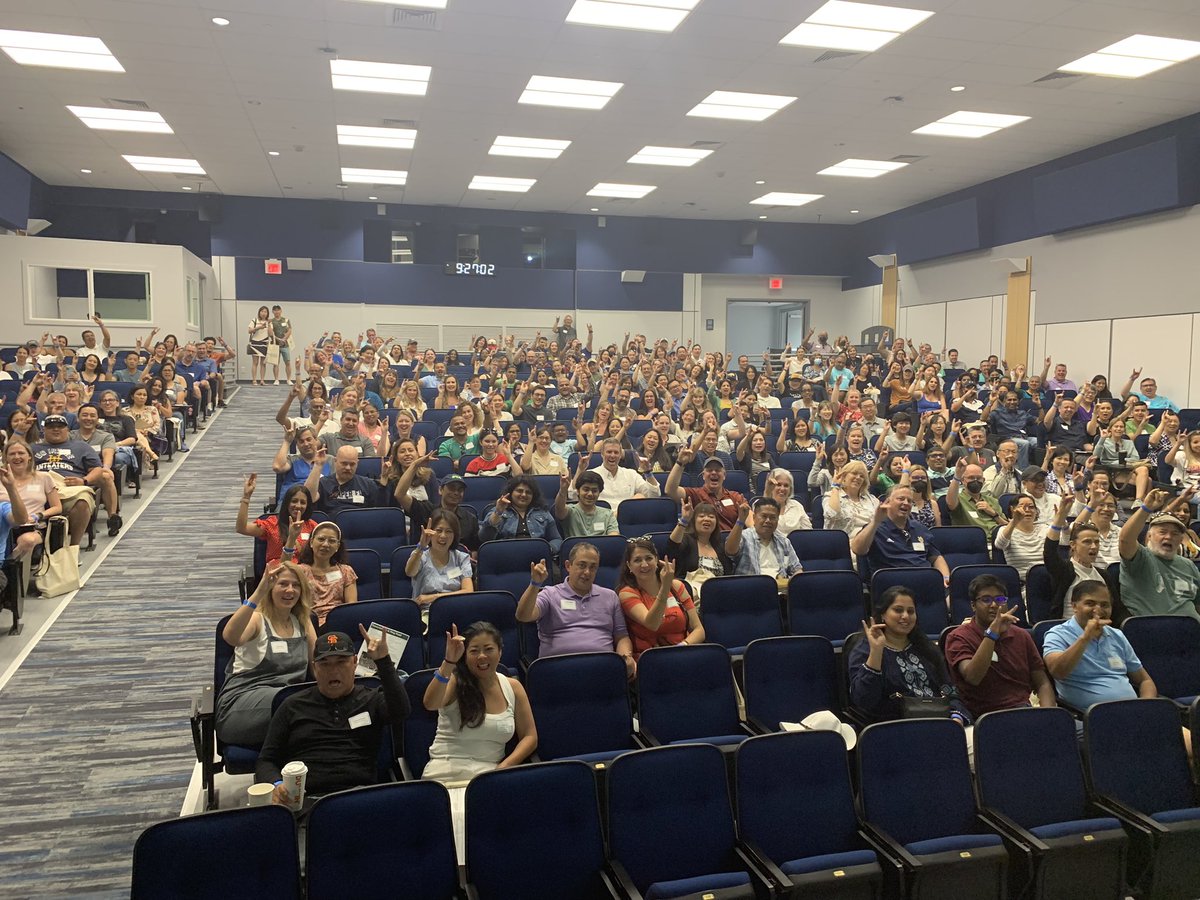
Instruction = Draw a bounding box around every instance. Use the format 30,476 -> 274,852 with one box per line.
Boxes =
247,782 -> 275,807
280,760 -> 308,811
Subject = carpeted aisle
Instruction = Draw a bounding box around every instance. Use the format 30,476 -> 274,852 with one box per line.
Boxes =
0,387 -> 287,898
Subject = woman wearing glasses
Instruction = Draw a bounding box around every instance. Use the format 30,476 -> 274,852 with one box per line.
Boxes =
617,537 -> 704,659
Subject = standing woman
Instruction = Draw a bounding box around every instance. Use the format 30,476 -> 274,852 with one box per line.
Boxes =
215,563 -> 316,746
617,539 -> 704,658
667,499 -> 735,601
423,621 -> 537,784
288,521 -> 358,626
404,510 -> 475,616
248,305 -> 271,386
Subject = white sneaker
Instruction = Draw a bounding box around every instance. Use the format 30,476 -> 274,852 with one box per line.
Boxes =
272,380 -> 279,385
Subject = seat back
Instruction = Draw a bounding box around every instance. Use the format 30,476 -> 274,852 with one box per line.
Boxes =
132,806 -> 300,900
307,782 -> 459,900
1122,615 -> 1200,700
975,707 -> 1089,828
527,652 -> 635,760
321,599 -> 425,674
743,636 -> 839,729
870,568 -> 949,635
463,476 -> 507,508
334,508 -> 407,567
401,669 -> 439,778
699,574 -> 784,652
779,451 -> 816,474
948,564 -> 1023,624
616,497 -> 679,538
788,529 -> 853,572
387,546 -> 418,599
929,526 -> 990,568
345,548 -> 383,600
737,731 -> 862,862
787,571 -> 866,643
475,538 -> 553,596
1085,698 -> 1195,816
468,761 -> 608,899
1031,618 -> 1065,656
722,470 -> 752,497
560,535 -> 625,591
637,644 -> 740,743
858,719 -> 979,844
608,744 -> 737,892
425,591 -> 520,673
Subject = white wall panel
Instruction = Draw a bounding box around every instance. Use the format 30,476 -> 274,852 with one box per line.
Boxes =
1042,320 -> 1111,389
1189,315 -> 1200,409
899,302 -> 946,352
1109,314 -> 1193,409
945,296 -> 996,366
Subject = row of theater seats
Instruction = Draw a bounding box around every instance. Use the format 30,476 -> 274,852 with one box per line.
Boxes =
152,700 -> 1200,900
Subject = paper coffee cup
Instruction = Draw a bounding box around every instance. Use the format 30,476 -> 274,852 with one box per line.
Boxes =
247,782 -> 275,807
280,760 -> 308,811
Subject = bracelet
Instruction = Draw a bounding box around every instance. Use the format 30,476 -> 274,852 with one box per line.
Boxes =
242,599 -> 257,609
677,518 -> 689,527
273,780 -> 283,787
530,580 -> 546,589
902,469 -> 911,474
832,482 -> 841,488
1082,505 -> 1094,513
1139,504 -> 1153,515
432,671 -> 450,684
950,712 -> 966,724
282,546 -> 295,555
1047,525 -> 1062,533
239,498 -> 250,504
984,629 -> 1000,642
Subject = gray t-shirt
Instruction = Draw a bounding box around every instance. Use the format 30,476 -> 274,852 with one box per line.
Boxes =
321,433 -> 377,458
1120,544 -> 1200,621
73,428 -> 115,459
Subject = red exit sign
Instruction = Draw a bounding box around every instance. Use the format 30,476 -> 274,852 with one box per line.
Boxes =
264,258 -> 283,275
768,277 -> 783,290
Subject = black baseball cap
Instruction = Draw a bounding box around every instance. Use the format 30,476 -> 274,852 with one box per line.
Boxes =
314,632 -> 355,660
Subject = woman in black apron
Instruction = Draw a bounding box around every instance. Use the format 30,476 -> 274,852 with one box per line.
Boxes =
215,561 -> 316,746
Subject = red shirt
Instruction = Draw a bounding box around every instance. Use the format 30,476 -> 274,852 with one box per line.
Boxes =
683,486 -> 746,531
255,515 -> 318,565
619,581 -> 696,658
944,620 -> 1045,718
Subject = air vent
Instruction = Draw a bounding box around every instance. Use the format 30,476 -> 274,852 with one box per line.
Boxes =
382,118 -> 418,129
890,154 -> 926,163
174,173 -> 209,181
104,97 -> 152,110
813,50 -> 861,64
388,7 -> 441,30
690,140 -> 724,149
1032,71 -> 1084,87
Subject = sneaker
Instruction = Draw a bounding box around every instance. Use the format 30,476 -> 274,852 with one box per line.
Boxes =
218,400 -> 227,408
107,514 -> 123,537
272,380 -> 280,385
179,444 -> 190,453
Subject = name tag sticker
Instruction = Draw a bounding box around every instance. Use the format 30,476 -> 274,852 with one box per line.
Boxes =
666,597 -> 680,608
1108,656 -> 1124,670
270,640 -> 288,654
1176,578 -> 1193,595
347,711 -> 372,730
991,651 -> 999,663
968,510 -> 979,519
560,598 -> 577,611
445,567 -> 462,580
593,521 -> 605,532
912,539 -> 925,551
721,498 -> 734,507
299,532 -> 310,541
325,570 -> 343,582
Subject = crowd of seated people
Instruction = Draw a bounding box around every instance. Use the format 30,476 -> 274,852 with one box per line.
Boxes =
215,316 -> 1200,814
0,320 -> 235,601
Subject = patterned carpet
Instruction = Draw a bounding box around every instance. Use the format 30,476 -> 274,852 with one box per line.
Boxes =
0,386 -> 287,898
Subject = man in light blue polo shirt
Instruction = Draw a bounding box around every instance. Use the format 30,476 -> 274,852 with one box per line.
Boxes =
516,543 -> 635,679
1043,581 -> 1156,709
1119,369 -> 1179,413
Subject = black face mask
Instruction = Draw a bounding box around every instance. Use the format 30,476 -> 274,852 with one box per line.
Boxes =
910,479 -> 928,491
965,480 -> 984,493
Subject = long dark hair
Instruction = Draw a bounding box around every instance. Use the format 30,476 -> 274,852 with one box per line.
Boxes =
616,536 -> 659,592
503,474 -> 546,509
296,522 -> 347,566
275,484 -> 312,534
872,586 -> 948,684
454,621 -> 504,730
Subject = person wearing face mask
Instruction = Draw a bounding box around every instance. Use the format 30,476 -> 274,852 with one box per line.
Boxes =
1118,488 -> 1200,621
899,464 -> 940,528
851,485 -> 950,581
946,460 -> 1007,536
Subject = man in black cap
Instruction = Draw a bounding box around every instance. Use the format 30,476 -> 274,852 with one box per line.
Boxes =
31,413 -> 106,545
257,625 -> 410,804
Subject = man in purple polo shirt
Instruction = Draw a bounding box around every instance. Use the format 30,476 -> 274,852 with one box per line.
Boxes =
516,542 -> 636,680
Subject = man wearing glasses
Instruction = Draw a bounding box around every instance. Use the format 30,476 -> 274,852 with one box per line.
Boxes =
944,574 -> 1057,718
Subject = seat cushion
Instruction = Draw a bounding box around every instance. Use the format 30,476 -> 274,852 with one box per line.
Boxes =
559,748 -> 629,765
904,833 -> 1002,856
667,734 -> 746,747
1151,807 -> 1200,825
1028,818 -> 1121,840
644,870 -> 751,900
222,744 -> 259,774
781,848 -> 878,877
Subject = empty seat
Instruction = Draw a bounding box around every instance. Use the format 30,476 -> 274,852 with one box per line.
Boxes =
526,651 -> 639,765
698,574 -> 784,655
742,636 -> 840,731
787,570 -> 866,646
636,644 -> 751,747
788,529 -> 854,572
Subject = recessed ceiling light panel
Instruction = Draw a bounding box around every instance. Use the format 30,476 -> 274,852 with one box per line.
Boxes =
1059,33 -> 1200,78
341,166 -> 407,185
337,124 -> 417,149
628,145 -> 712,166
469,175 -> 537,193
750,192 -> 824,206
588,182 -> 656,198
818,157 -> 908,177
566,0 -> 700,33
123,155 -> 205,175
0,29 -> 124,71
330,59 -> 431,95
687,90 -> 796,121
489,135 -> 571,158
913,110 -> 1029,138
67,105 -> 172,134
349,0 -> 447,5
519,75 -> 623,109
780,1 -> 933,52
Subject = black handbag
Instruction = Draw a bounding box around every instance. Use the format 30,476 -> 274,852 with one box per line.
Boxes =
895,693 -> 951,719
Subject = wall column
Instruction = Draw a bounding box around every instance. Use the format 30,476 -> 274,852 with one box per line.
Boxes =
1004,256 -> 1032,370
880,263 -> 898,329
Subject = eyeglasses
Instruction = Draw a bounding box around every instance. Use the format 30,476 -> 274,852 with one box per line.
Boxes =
973,595 -> 1009,605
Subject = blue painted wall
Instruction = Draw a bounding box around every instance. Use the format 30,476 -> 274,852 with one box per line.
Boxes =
0,151 -> 33,231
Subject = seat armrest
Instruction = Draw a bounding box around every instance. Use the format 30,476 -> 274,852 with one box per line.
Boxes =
605,859 -> 642,900
745,714 -> 774,735
636,725 -> 663,747
860,822 -> 921,870
737,839 -> 791,895
1092,795 -> 1167,836
978,809 -> 1047,853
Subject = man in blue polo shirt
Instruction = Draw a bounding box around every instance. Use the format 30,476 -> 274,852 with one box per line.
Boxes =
851,484 -> 950,582
1043,581 -> 1156,709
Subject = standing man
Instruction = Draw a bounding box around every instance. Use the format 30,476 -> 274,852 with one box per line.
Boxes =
551,315 -> 578,348
270,304 -> 293,385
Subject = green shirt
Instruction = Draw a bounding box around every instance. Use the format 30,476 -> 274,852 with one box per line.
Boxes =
561,503 -> 619,539
437,434 -> 481,460
1119,545 -> 1200,621
950,490 -> 1003,535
